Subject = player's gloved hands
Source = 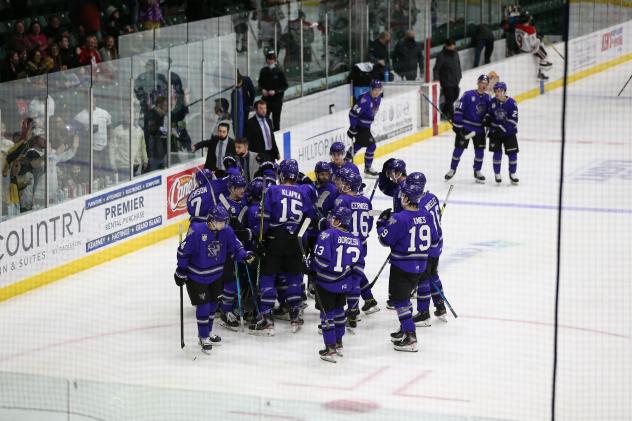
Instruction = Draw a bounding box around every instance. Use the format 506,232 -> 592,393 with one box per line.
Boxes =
452,125 -> 462,135
462,130 -> 474,140
254,241 -> 266,257
223,155 -> 238,169
297,172 -> 313,185
235,228 -> 252,243
317,217 -> 328,231
482,115 -> 492,127
229,216 -> 241,230
378,208 -> 392,221
174,268 -> 188,287
347,127 -> 358,139
244,252 -> 257,265
301,254 -> 312,274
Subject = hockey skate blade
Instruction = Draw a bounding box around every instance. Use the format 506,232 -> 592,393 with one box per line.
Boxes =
475,179 -> 486,184
393,344 -> 418,352
436,315 -> 448,323
291,323 -> 301,334
218,321 -> 241,332
320,354 -> 338,363
247,328 -> 275,337
414,320 -> 432,327
363,307 -> 380,315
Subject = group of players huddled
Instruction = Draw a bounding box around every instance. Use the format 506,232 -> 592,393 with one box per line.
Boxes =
174,143 -> 448,362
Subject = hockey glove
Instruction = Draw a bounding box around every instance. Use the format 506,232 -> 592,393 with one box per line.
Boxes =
254,241 -> 266,257
347,127 -> 358,139
452,125 -> 462,135
223,155 -> 238,169
235,228 -> 252,243
229,216 -> 241,230
378,208 -> 392,221
244,252 -> 257,265
174,268 -> 188,287
301,254 -> 312,275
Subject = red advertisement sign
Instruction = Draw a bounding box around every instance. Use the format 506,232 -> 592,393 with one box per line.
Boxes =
166,164 -> 203,219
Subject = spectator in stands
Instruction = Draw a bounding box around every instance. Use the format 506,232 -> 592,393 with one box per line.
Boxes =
0,122 -> 14,218
1,50 -> 23,82
26,50 -> 47,76
9,159 -> 32,215
392,30 -> 423,81
70,0 -> 103,34
7,20 -> 30,53
134,59 -> 168,124
26,21 -> 48,55
138,0 -> 164,30
170,87 -> 191,153
473,24 -> 495,67
258,50 -> 288,131
192,122 -> 235,175
146,96 -> 167,134
59,36 -> 78,68
47,133 -> 78,205
74,102 -> 113,182
368,31 -> 391,69
44,15 -> 66,44
23,130 -> 46,210
17,49 -> 29,74
132,123 -> 149,176
245,100 -> 279,161
110,119 -> 148,178
105,6 -> 134,39
47,43 -> 64,72
233,137 -> 260,182
433,38 -> 462,120
99,36 -> 119,61
76,34 -> 102,66
231,71 -> 257,138
145,114 -> 167,172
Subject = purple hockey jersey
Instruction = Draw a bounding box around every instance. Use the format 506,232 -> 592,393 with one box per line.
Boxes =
311,228 -> 364,293
453,89 -> 491,134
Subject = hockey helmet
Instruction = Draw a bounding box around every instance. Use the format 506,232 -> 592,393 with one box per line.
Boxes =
477,74 -> 490,84
388,159 -> 407,176
315,161 -> 333,175
494,82 -> 508,92
207,204 -> 230,230
195,168 -> 213,187
279,159 -> 300,181
329,206 -> 353,228
400,180 -> 425,204
370,79 -> 383,90
228,174 -> 247,189
246,179 -> 265,202
406,172 -> 427,192
330,141 -> 346,155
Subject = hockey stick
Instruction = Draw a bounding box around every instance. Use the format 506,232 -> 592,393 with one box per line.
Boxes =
440,184 -> 454,216
243,263 -> 261,315
179,224 -> 198,360
544,37 -> 565,61
316,190 -> 330,210
255,188 -> 265,288
368,177 -> 379,202
617,74 -> 632,97
297,217 -> 328,323
234,261 -> 245,332
420,91 -> 475,139
219,193 -> 231,211
430,280 -> 458,318
367,255 -> 390,290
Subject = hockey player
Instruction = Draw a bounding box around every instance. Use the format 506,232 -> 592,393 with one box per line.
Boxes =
515,12 -> 552,80
330,141 -> 360,179
315,161 -> 337,215
187,169 -> 227,223
249,159 -> 316,335
311,206 -> 363,362
174,205 -> 256,352
378,158 -> 407,212
405,172 -> 448,326
333,170 -> 378,323
488,82 -> 519,185
376,180 -> 441,352
218,174 -> 249,330
445,74 -> 492,183
347,79 -> 382,177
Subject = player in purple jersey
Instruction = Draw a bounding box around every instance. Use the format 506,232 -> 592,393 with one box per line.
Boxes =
488,82 -> 520,184
311,206 -> 363,362
249,159 -> 316,335
445,74 -> 492,183
218,174 -> 249,331
405,172 -> 448,325
187,171 -> 228,223
333,170 -> 379,324
378,158 -> 407,212
315,161 -> 338,215
347,79 -> 382,177
376,180 -> 441,352
174,205 -> 256,351
330,141 -> 360,179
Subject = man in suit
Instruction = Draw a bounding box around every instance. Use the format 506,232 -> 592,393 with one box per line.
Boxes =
244,100 -> 279,161
233,137 -> 260,182
192,122 -> 236,176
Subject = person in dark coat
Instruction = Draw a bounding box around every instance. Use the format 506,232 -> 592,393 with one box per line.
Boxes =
433,38 -> 462,120
392,30 -> 423,81
368,31 -> 391,68
192,122 -> 236,175
244,100 -> 279,162
231,71 -> 257,138
473,24 -> 495,67
258,51 -> 288,131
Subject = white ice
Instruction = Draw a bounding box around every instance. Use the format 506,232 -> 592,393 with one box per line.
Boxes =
1,61 -> 631,421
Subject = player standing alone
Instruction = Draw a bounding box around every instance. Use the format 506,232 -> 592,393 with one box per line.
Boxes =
445,74 -> 491,183
488,82 -> 519,184
347,79 -> 382,177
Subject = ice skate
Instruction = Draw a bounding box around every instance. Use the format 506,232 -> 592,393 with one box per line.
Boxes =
474,170 -> 486,183
219,311 -> 240,331
390,327 -> 404,343
393,332 -> 418,352
248,315 -> 275,336
434,301 -> 448,323
495,173 -> 502,183
319,345 -> 338,363
444,169 -> 456,181
335,340 -> 344,357
364,167 -> 379,178
198,337 -> 213,354
290,308 -> 303,333
413,311 -> 432,327
361,298 -> 380,314
272,303 -> 290,321
509,173 -> 519,185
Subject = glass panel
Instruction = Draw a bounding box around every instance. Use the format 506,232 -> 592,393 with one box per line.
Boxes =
219,33 -> 237,135
131,51 -> 169,175
203,36 -> 221,140
48,66 -> 91,202
188,17 -> 219,43
279,7 -> 303,99
326,1 -> 352,83
452,0 -> 466,42
168,42 -> 202,166
91,57 -> 132,192
432,0 -> 450,47
250,3 -> 285,86
154,22 -> 189,50
118,30 -> 156,58
301,5 -> 327,93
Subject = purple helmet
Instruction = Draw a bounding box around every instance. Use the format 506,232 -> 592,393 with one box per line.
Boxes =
315,161 -> 332,175
349,172 -> 363,193
246,179 -> 265,202
329,206 -> 353,228
477,74 -> 490,84
370,79 -> 383,89
329,141 -> 346,155
406,172 -> 427,192
207,204 -> 230,224
228,174 -> 247,189
388,159 -> 407,175
195,168 -> 213,186
400,180 -> 425,203
279,159 -> 299,180
493,82 -> 507,92
336,167 -> 355,187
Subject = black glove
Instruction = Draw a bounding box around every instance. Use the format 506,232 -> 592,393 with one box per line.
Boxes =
223,155 -> 238,169
378,208 -> 392,221
301,254 -> 312,274
229,216 -> 241,230
235,228 -> 252,243
253,241 -> 266,257
347,127 -> 358,139
244,252 -> 257,265
255,153 -> 265,164
482,115 -> 492,127
452,125 -> 462,135
174,268 -> 187,287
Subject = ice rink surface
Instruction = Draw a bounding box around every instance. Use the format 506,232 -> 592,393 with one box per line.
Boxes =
1,62 -> 631,421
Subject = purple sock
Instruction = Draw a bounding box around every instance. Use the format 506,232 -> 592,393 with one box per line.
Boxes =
473,148 -> 485,171
416,276 -> 432,313
394,300 -> 415,334
364,143 -> 376,169
451,147 -> 465,170
196,303 -> 211,338
508,152 -> 518,174
493,151 -> 502,174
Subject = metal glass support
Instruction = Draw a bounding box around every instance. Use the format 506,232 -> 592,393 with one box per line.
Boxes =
447,0 -> 451,39
300,18 -> 305,96
325,12 -> 329,89
167,68 -> 172,168
129,78 -> 134,180
89,87 -> 94,193
201,59 -> 206,141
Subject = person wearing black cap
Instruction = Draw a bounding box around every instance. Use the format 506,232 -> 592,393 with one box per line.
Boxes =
258,51 -> 288,131
433,38 -> 462,120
